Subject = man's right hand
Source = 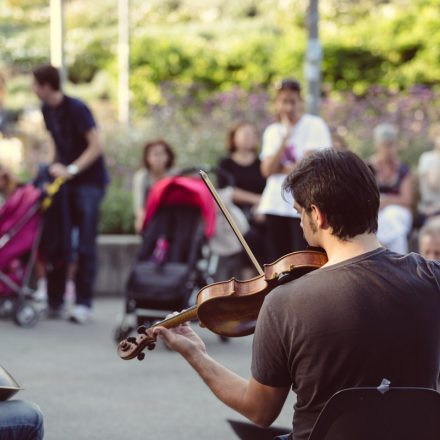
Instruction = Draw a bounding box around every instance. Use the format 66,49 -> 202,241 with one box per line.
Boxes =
280,114 -> 294,139
49,162 -> 71,179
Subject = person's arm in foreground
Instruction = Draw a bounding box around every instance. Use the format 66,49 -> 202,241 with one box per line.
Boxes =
152,323 -> 290,428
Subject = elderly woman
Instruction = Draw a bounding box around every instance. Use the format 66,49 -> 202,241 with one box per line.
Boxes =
368,123 -> 413,254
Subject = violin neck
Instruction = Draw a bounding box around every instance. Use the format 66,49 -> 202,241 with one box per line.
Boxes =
151,305 -> 198,329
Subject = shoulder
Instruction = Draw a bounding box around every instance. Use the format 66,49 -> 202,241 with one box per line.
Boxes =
301,114 -> 328,126
419,151 -> 435,168
133,168 -> 148,178
65,96 -> 94,117
407,252 -> 440,279
419,150 -> 433,161
217,156 -> 234,168
65,95 -> 89,110
133,168 -> 149,183
263,269 -> 325,310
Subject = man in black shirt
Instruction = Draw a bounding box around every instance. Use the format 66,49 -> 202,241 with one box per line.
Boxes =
32,65 -> 109,324
147,150 -> 440,440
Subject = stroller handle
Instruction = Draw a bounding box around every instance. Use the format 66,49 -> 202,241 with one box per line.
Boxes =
41,177 -> 65,211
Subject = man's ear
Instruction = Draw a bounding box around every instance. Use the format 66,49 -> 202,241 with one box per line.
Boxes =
310,204 -> 328,229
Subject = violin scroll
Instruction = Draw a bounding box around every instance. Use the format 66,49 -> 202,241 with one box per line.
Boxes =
118,328 -> 156,361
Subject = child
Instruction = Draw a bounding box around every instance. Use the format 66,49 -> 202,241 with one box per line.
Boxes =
132,139 -> 175,233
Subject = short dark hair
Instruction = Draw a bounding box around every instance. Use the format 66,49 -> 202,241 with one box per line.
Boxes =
226,121 -> 257,153
275,78 -> 302,96
143,139 -> 175,170
283,149 -> 379,240
32,65 -> 61,91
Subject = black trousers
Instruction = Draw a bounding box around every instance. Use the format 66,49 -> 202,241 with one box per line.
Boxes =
265,215 -> 308,262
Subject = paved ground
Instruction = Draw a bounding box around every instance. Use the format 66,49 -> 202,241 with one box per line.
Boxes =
0,298 -> 294,440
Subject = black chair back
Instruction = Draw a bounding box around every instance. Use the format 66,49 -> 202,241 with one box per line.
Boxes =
309,386 -> 440,440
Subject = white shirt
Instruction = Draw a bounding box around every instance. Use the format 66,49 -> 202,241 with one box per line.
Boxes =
257,114 -> 332,217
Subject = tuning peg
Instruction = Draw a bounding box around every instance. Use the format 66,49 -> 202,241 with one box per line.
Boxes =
147,343 -> 156,351
127,337 -> 137,344
137,352 -> 145,361
137,326 -> 147,334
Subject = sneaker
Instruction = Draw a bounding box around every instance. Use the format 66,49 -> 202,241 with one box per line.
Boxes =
69,305 -> 92,324
33,278 -> 48,303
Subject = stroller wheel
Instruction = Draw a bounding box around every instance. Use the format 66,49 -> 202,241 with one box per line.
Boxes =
13,302 -> 39,328
0,297 -> 15,319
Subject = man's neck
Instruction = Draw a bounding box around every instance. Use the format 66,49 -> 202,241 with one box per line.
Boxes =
46,91 -> 64,108
321,233 -> 382,268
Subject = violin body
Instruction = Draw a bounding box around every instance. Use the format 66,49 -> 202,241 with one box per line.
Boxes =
197,250 -> 327,337
118,250 -> 327,360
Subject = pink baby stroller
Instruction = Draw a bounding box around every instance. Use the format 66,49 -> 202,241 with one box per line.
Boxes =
114,173 -> 217,342
0,178 -> 63,327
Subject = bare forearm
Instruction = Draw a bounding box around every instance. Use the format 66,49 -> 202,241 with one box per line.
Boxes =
152,325 -> 289,428
184,350 -> 260,421
232,188 -> 260,206
70,128 -> 103,172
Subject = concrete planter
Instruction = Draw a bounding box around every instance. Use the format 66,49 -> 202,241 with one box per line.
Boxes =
95,234 -> 141,297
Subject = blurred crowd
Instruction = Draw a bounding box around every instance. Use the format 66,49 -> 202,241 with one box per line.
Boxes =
2,65 -> 440,440
1,70 -> 440,293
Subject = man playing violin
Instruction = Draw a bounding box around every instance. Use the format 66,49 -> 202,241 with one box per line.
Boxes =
151,149 -> 440,440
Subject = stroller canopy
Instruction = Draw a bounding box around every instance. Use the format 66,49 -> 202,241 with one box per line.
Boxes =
142,176 -> 216,238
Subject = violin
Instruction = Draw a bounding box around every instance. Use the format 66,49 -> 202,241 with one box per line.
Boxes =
118,250 -> 327,360
117,171 -> 327,361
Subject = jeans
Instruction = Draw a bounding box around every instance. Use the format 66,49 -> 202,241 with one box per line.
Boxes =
0,400 -> 44,440
47,184 -> 104,309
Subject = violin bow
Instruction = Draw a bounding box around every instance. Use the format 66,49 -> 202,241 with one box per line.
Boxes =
199,170 -> 264,276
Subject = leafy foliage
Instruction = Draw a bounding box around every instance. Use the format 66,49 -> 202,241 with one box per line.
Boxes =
99,185 -> 134,234
2,0 -> 440,107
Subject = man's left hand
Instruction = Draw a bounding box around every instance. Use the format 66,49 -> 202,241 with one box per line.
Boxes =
151,316 -> 206,359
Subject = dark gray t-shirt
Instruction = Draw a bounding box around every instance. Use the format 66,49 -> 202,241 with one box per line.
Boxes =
251,248 -> 440,440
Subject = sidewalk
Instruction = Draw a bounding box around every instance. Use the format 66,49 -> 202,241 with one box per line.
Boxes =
0,298 -> 293,440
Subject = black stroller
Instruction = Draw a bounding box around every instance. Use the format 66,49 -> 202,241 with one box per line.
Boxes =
114,174 -> 217,342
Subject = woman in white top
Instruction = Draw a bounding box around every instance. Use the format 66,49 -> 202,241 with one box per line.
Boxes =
418,123 -> 440,222
132,139 -> 175,233
259,78 -> 332,261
